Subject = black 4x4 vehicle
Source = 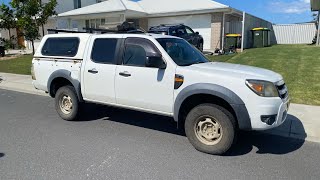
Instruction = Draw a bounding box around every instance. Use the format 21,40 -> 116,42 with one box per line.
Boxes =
149,24 -> 204,51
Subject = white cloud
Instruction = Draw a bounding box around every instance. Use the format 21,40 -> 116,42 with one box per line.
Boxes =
269,0 -> 310,14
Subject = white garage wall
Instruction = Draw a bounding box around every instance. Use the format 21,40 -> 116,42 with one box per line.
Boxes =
148,14 -> 212,49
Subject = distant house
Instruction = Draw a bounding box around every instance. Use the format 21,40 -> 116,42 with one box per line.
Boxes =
0,0 -> 274,51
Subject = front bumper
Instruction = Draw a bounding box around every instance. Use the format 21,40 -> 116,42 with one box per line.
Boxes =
249,96 -> 290,130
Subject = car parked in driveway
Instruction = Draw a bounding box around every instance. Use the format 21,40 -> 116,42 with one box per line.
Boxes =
149,24 -> 204,51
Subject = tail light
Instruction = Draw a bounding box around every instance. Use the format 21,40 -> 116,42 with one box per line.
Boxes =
31,63 -> 36,80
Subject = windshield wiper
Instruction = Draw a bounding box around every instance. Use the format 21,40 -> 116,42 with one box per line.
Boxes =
180,61 -> 207,66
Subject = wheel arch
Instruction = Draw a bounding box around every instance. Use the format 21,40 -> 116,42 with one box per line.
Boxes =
174,83 -> 251,130
47,70 -> 83,101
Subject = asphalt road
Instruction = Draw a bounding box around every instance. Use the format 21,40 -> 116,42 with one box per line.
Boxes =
0,89 -> 320,180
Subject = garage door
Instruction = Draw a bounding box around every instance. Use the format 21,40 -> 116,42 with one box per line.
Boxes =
148,14 -> 212,50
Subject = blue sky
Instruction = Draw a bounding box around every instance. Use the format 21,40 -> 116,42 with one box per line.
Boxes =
0,0 -> 315,24
215,0 -> 314,24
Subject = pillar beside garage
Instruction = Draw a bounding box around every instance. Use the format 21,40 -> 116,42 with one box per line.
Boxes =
211,12 -> 223,50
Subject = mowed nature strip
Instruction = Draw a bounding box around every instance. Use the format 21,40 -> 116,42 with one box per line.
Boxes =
208,45 -> 320,105
0,55 -> 33,75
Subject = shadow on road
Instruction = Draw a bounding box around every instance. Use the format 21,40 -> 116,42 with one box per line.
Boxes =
0,153 -> 5,158
78,104 -> 306,155
78,103 -> 185,135
225,132 -> 305,156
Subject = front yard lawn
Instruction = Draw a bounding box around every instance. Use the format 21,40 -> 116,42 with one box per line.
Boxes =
208,45 -> 320,105
0,55 -> 33,75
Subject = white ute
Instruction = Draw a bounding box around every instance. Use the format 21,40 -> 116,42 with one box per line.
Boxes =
32,29 -> 290,155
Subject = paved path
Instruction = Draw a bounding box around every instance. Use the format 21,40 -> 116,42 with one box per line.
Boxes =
0,89 -> 320,179
0,72 -> 319,142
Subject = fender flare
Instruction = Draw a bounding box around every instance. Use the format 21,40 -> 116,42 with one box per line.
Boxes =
174,83 -> 252,130
47,69 -> 83,101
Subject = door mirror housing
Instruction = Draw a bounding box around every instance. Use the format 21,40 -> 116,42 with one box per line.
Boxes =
146,53 -> 166,69
195,32 -> 199,35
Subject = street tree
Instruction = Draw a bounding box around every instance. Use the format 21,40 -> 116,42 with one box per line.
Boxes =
0,3 -> 16,42
11,0 -> 57,54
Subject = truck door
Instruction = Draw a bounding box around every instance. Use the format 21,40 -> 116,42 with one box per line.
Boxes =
82,36 -> 122,104
115,37 -> 175,114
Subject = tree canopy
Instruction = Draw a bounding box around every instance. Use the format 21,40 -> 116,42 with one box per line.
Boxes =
0,0 -> 57,54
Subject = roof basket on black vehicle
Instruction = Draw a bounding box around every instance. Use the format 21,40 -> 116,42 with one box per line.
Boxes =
159,23 -> 184,26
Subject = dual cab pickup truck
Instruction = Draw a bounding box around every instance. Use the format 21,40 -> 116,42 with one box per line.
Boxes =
32,32 -> 290,155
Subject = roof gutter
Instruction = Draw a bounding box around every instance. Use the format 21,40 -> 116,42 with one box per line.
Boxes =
146,8 -> 231,18
57,10 -> 127,19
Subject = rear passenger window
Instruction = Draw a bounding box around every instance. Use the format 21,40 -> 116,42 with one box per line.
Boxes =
42,37 -> 79,57
91,38 -> 118,64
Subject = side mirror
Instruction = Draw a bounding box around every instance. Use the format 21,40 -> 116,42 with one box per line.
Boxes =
195,32 -> 199,35
146,53 -> 166,69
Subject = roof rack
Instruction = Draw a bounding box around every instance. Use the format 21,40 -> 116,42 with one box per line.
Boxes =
83,27 -> 145,34
47,22 -> 146,34
47,29 -> 86,34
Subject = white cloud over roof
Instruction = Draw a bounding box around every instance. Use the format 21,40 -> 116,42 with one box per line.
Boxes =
268,0 -> 311,14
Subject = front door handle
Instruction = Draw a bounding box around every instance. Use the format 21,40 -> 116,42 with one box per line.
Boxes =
88,68 -> 98,74
119,71 -> 131,77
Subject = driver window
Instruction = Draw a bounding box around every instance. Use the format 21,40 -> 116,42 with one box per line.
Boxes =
185,27 -> 194,35
123,44 -> 146,67
176,28 -> 187,37
123,38 -> 160,67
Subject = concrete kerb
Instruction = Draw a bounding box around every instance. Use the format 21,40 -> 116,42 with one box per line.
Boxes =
0,73 -> 47,96
0,72 -> 319,143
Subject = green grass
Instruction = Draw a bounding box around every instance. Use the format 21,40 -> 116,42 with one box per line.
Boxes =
0,55 -> 33,75
207,45 -> 320,105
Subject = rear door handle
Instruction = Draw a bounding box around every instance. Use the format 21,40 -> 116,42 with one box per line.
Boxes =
88,68 -> 98,74
119,71 -> 131,77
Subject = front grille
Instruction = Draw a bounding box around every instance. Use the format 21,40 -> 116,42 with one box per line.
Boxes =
276,81 -> 288,99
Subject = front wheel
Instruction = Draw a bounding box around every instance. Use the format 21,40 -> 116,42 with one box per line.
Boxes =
55,85 -> 80,121
185,104 -> 236,155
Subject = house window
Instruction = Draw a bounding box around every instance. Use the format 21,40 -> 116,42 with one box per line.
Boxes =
85,20 -> 90,28
85,19 -> 106,28
74,0 -> 81,9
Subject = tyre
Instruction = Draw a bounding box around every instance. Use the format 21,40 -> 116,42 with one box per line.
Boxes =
55,85 -> 80,121
198,42 -> 203,52
0,47 -> 5,57
185,104 -> 236,155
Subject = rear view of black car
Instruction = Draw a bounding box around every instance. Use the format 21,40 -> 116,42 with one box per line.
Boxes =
149,24 -> 204,51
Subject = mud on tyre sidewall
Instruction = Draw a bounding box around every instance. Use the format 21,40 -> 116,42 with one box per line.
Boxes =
55,85 -> 80,121
184,104 -> 236,155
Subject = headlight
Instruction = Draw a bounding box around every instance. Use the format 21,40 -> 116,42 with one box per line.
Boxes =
246,80 -> 279,97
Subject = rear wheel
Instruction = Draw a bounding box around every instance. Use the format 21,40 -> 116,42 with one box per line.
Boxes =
185,104 -> 236,155
55,85 -> 80,121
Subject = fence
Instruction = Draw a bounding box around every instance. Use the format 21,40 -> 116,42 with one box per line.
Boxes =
273,23 -> 316,44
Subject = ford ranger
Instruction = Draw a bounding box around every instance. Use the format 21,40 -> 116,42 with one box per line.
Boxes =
32,31 -> 289,155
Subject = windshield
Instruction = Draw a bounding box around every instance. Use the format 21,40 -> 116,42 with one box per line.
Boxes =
156,38 -> 208,66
